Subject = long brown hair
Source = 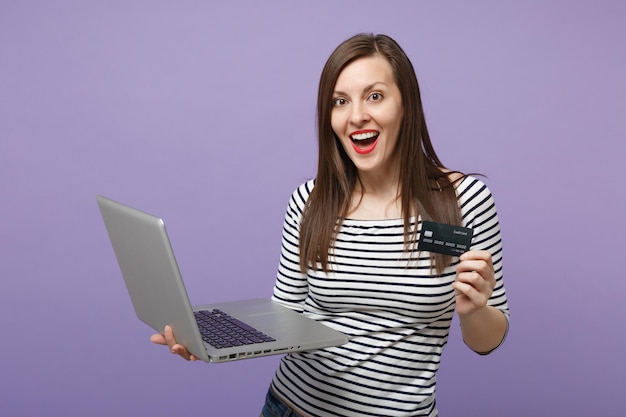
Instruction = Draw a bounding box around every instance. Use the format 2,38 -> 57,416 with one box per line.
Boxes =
299,33 -> 465,274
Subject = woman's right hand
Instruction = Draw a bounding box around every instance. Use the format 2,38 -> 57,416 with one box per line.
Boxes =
150,325 -> 199,361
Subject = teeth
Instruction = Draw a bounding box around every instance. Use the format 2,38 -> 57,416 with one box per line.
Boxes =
351,132 -> 378,141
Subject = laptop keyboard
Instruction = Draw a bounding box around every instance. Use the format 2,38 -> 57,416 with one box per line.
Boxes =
194,309 -> 276,349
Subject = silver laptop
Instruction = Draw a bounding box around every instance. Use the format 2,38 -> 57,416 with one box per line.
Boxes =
97,195 -> 348,363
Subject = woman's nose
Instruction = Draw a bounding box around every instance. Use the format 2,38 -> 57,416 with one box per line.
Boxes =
349,103 -> 371,125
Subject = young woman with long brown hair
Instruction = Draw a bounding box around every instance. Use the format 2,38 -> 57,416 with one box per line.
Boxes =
153,33 -> 509,417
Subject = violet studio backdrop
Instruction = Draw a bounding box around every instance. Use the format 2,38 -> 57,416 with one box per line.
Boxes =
1,1 -> 624,416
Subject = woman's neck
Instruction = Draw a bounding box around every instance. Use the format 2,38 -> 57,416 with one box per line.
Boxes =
348,171 -> 402,220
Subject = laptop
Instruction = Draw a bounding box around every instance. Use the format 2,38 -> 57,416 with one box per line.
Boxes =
97,195 -> 349,363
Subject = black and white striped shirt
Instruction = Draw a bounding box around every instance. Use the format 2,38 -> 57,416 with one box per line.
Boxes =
271,176 -> 509,417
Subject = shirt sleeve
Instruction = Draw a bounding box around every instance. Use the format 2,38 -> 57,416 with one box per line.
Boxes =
271,180 -> 314,312
457,177 -> 510,354
458,177 -> 509,319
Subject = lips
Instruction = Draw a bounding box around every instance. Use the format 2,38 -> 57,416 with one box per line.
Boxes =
350,130 -> 379,155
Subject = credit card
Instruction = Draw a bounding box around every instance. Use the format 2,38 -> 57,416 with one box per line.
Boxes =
417,220 -> 474,256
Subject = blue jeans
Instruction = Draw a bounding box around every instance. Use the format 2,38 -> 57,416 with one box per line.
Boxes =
260,387 -> 306,417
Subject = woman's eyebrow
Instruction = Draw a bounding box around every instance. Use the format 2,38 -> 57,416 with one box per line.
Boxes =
333,81 -> 388,96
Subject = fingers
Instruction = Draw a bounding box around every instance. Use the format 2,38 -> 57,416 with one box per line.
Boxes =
163,325 -> 177,349
458,250 -> 493,271
453,277 -> 489,303
457,250 -> 495,287
460,249 -> 492,262
454,250 -> 495,315
171,344 -> 198,361
150,325 -> 198,361
163,325 -> 197,361
150,333 -> 167,345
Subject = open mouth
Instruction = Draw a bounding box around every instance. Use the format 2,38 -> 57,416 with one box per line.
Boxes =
350,130 -> 379,154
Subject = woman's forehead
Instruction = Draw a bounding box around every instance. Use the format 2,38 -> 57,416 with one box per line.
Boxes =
334,55 -> 395,91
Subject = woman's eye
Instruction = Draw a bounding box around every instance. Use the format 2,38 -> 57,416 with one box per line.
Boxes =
333,97 -> 347,106
369,92 -> 383,101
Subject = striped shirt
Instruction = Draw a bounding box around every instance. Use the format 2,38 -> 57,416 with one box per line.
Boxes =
271,176 -> 509,417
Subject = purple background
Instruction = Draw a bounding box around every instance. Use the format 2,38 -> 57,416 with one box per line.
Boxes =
1,1 -> 624,415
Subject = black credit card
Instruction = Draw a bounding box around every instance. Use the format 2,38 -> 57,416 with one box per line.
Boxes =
417,220 -> 474,256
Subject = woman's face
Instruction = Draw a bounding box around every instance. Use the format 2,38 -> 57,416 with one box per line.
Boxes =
331,55 -> 403,177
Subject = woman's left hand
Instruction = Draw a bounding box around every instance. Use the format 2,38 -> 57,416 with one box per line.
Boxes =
453,250 -> 496,317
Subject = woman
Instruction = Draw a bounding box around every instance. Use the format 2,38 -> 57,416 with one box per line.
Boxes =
154,33 -> 509,417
